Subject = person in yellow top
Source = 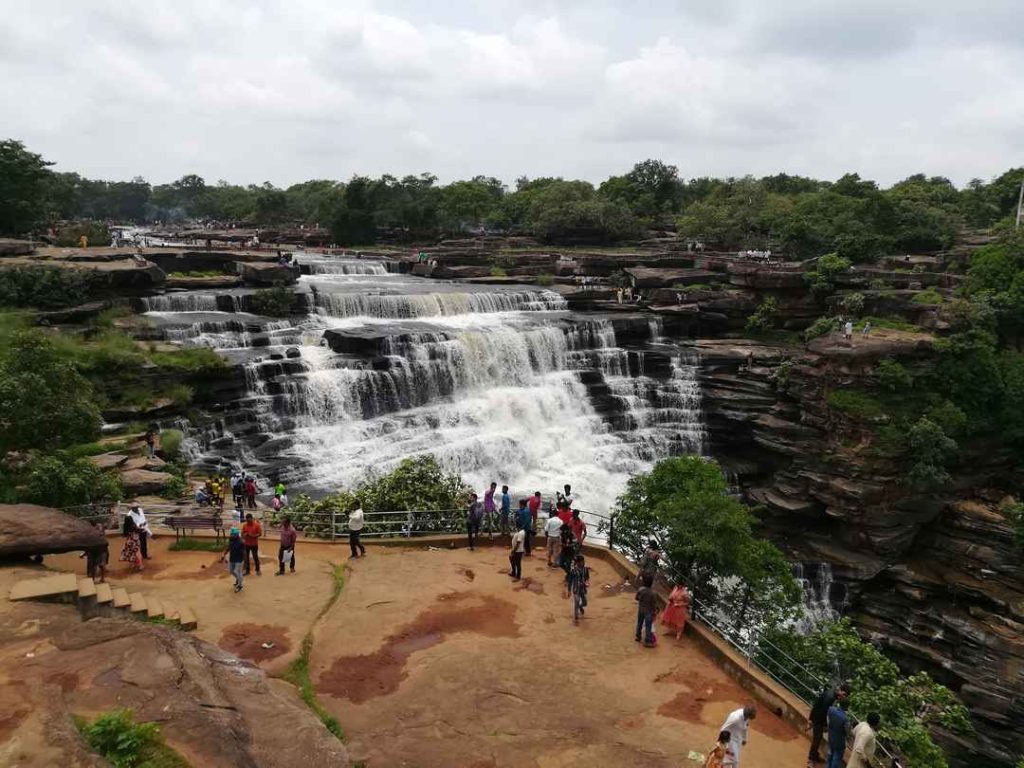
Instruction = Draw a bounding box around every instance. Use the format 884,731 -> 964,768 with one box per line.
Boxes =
847,712 -> 880,768
704,730 -> 737,768
79,233 -> 88,248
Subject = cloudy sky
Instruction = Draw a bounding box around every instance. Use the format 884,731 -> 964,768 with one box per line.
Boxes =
1,0 -> 1021,188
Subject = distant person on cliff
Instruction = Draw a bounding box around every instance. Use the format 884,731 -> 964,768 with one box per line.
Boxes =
826,699 -> 850,768
634,573 -> 658,647
144,428 -> 157,458
509,525 -> 525,580
221,528 -> 246,593
703,729 -> 737,768
809,684 -> 848,763
843,320 -> 853,342
516,498 -> 533,555
348,506 -> 366,559
847,712 -> 880,768
544,512 -> 563,567
661,583 -> 691,640
861,321 -> 871,338
277,516 -> 297,575
499,484 -> 511,535
483,482 -> 497,532
720,705 -> 756,767
241,513 -> 263,575
565,553 -> 590,624
466,493 -> 483,550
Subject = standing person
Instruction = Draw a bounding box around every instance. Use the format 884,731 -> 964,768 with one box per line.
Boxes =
275,480 -> 288,506
809,685 -> 848,763
634,573 -> 658,647
128,505 -> 152,561
559,521 -> 576,573
556,500 -> 572,526
861,321 -> 872,338
499,485 -> 512,535
661,583 -> 691,640
509,525 -> 525,580
277,516 -> 297,575
483,482 -> 497,533
466,493 -> 483,551
528,491 -> 542,528
847,713 -> 880,768
221,528 -> 246,593
348,506 -> 366,559
544,513 -> 563,568
245,476 -> 258,509
232,474 -> 245,508
703,730 -> 737,768
516,498 -> 533,555
241,513 -> 262,575
144,428 -> 157,458
637,540 -> 661,585
120,515 -> 143,572
720,706 -> 757,767
271,494 -> 283,513
569,509 -> 587,544
844,320 -> 854,342
565,553 -> 590,624
86,522 -> 109,584
826,699 -> 850,768
557,484 -> 574,509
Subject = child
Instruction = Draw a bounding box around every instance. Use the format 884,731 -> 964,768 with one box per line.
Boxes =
565,554 -> 590,624
509,525 -> 526,580
661,583 -> 691,640
634,573 -> 658,647
220,528 -> 246,593
703,730 -> 737,768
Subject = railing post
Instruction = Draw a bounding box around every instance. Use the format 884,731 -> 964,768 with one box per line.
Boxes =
331,508 -> 336,542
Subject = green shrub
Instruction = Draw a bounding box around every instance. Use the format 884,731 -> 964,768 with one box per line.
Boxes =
489,265 -> 508,277
55,221 -> 111,248
839,291 -> 865,315
168,537 -> 224,552
248,287 -> 296,317
804,252 -> 851,296
859,315 -> 921,333
160,429 -> 184,461
907,417 -> 958,490
876,360 -> 913,392
745,297 -> 778,334
161,475 -> 188,500
804,316 -> 840,341
926,400 -> 967,438
868,278 -> 891,291
826,389 -> 885,419
78,709 -> 187,768
23,454 -> 123,507
535,273 -> 555,286
912,287 -> 944,305
0,266 -> 101,309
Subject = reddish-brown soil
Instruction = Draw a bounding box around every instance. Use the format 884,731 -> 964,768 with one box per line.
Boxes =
318,590 -> 519,703
43,670 -> 79,693
513,576 -> 545,594
219,624 -> 292,662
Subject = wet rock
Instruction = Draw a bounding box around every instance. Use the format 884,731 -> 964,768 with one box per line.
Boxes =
285,347 -> 301,359
120,468 -> 174,495
239,262 -> 300,286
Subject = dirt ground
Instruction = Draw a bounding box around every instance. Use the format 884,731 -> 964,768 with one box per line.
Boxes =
310,544 -> 809,768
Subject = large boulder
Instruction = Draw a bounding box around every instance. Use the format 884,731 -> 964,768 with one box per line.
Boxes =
0,505 -> 106,558
120,469 -> 174,495
238,262 -> 300,286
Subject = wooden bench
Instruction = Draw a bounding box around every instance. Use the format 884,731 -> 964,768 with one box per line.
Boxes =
162,514 -> 225,542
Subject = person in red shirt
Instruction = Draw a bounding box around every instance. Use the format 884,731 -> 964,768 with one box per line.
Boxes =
569,509 -> 587,544
241,513 -> 263,575
557,501 -> 573,526
527,491 -> 542,527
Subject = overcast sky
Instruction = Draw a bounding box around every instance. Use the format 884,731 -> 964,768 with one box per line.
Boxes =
1,0 -> 1021,188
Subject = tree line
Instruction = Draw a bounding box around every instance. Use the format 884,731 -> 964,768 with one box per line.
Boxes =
2,138 -> 1021,254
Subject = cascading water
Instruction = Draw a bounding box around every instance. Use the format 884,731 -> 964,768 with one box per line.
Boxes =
143,251 -> 708,512
792,562 -> 849,632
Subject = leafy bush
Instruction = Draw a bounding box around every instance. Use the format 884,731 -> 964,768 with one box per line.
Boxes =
804,315 -> 840,341
913,287 -> 945,305
826,389 -> 885,419
907,417 -> 958,490
759,619 -> 972,768
23,454 -> 123,507
55,221 -> 111,247
248,287 -> 296,317
839,291 -> 865,315
804,253 -> 851,296
168,537 -> 224,552
78,709 -> 187,768
745,297 -> 778,333
160,429 -> 184,460
613,456 -> 801,630
876,360 -> 913,392
869,278 -> 891,291
489,265 -> 508,277
0,266 -> 100,309
535,273 -> 555,286
161,474 -> 189,500
925,400 -> 967,438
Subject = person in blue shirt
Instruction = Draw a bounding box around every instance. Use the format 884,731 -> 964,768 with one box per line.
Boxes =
516,498 -> 531,535
500,485 -> 512,535
220,528 -> 246,593
826,698 -> 850,768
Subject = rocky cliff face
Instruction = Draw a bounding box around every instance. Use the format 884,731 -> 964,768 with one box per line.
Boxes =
696,335 -> 1024,767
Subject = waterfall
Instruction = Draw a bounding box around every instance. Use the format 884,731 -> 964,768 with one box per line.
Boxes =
312,290 -> 566,319
304,259 -> 391,275
792,562 -> 849,632
140,294 -> 242,312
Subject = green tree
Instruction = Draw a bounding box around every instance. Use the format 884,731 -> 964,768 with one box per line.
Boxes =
0,139 -> 53,235
0,330 -> 102,453
745,296 -> 778,333
23,454 -> 123,507
804,253 -> 851,296
906,417 -> 958,489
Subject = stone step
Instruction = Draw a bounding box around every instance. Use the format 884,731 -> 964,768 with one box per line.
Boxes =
146,597 -> 164,620
112,587 -> 131,609
95,583 -> 114,605
161,601 -> 181,625
78,579 -> 97,600
9,573 -> 79,601
177,606 -> 198,631
128,593 -> 147,615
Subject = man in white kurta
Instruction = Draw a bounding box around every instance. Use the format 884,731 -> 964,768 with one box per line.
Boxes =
847,713 -> 880,768
720,705 -> 756,766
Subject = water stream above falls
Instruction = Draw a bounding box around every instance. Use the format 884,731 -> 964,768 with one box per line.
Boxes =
145,253 -> 706,512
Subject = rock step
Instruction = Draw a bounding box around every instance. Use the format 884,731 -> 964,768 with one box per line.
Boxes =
146,597 -> 164,620
129,593 -> 148,614
177,606 -> 198,631
112,587 -> 131,609
95,583 -> 114,604
9,573 -> 79,601
161,601 -> 181,625
78,578 -> 97,599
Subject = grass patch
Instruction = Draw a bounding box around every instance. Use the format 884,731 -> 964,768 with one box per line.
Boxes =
281,563 -> 347,741
826,388 -> 886,419
911,287 -> 944,305
77,709 -> 190,768
858,315 -> 922,333
167,537 -> 224,552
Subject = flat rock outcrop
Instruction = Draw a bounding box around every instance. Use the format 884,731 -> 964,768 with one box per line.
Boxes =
0,505 -> 106,558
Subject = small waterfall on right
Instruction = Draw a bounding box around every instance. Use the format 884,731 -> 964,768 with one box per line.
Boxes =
792,562 -> 849,632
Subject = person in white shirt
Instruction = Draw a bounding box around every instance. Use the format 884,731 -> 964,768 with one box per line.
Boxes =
557,484 -> 575,508
544,514 -> 564,568
347,507 -> 366,559
509,527 -> 526,580
127,505 -> 152,560
720,705 -> 756,767
847,713 -> 880,768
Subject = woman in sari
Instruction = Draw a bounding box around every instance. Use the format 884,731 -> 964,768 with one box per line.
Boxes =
661,583 -> 691,640
120,515 -> 144,571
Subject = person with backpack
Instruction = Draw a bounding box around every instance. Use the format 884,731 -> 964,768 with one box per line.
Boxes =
565,554 -> 590,624
466,493 -> 483,550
